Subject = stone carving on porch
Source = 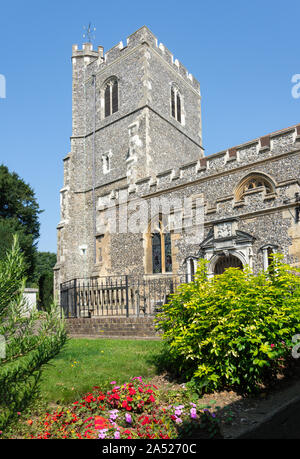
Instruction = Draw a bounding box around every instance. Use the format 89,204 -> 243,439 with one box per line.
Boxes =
217,222 -> 232,238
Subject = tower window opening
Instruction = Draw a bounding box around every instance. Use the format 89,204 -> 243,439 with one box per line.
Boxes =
171,85 -> 182,123
104,79 -> 118,117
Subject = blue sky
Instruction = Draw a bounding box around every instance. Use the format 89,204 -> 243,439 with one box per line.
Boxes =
0,0 -> 299,253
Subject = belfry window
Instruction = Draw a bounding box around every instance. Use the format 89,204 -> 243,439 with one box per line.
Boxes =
151,216 -> 173,274
171,86 -> 182,123
104,78 -> 118,117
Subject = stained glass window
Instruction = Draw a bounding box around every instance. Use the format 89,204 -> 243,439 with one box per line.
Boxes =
151,216 -> 172,274
152,233 -> 162,273
164,232 -> 172,272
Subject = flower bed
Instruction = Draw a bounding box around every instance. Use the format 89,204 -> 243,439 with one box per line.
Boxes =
24,377 -> 219,439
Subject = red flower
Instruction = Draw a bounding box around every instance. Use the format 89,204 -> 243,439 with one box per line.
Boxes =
84,417 -> 93,423
141,416 -> 151,425
94,416 -> 108,430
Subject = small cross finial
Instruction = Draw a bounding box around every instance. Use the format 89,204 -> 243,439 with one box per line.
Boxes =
83,22 -> 96,44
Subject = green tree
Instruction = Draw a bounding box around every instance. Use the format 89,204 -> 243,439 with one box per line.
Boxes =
33,252 -> 57,311
0,164 -> 42,281
0,236 -> 67,430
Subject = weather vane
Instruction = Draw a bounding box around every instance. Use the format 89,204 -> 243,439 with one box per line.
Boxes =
83,22 -> 96,43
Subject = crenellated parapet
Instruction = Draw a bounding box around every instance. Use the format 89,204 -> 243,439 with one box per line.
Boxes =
71,26 -> 200,91
97,123 -> 300,212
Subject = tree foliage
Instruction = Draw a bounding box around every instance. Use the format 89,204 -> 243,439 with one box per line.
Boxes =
33,252 -> 57,311
0,237 -> 67,430
156,255 -> 300,394
0,164 -> 42,281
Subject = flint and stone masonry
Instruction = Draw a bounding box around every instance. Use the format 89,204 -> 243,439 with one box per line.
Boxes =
54,26 -> 300,300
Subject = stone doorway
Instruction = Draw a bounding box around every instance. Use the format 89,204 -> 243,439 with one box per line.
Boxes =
214,254 -> 243,275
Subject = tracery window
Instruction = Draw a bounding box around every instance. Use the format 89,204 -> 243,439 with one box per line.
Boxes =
235,174 -> 275,202
171,85 -> 182,123
151,216 -> 172,274
104,78 -> 118,117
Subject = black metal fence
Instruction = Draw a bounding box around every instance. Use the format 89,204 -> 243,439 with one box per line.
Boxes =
60,274 -> 187,318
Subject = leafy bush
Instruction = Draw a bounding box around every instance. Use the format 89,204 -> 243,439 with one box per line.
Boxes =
155,255 -> 300,393
0,236 -> 67,430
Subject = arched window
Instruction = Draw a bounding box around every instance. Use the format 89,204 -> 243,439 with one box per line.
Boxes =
104,78 -> 118,117
151,215 -> 172,274
186,257 -> 197,282
235,173 -> 275,202
171,85 -> 182,123
260,244 -> 279,271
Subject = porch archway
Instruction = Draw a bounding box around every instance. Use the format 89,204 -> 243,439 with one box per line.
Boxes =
213,254 -> 243,275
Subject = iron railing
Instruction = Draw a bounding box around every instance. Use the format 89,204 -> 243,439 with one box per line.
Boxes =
60,274 -> 187,318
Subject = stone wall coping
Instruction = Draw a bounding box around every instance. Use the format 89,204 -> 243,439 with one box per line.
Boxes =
24,288 -> 38,293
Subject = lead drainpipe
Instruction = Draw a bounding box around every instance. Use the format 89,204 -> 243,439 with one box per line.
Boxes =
92,74 -> 97,264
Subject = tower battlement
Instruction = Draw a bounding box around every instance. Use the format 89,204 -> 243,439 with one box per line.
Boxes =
72,26 -> 200,92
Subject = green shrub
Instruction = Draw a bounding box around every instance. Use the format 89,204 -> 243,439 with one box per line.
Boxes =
155,255 -> 300,394
0,236 -> 67,430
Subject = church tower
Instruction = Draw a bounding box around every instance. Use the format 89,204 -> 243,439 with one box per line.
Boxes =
54,26 -> 203,290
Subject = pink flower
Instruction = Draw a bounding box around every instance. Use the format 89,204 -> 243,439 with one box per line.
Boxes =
271,344 -> 275,348
114,431 -> 120,439
125,413 -> 132,424
110,381 -> 116,385
98,429 -> 108,439
190,408 -> 197,419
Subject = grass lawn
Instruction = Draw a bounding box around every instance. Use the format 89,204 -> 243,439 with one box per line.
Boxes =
39,338 -> 163,405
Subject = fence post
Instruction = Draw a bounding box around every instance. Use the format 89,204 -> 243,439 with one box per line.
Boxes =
125,275 -> 129,317
74,279 -> 77,318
